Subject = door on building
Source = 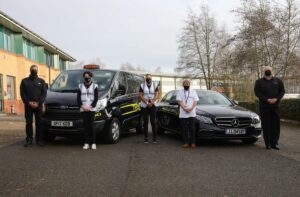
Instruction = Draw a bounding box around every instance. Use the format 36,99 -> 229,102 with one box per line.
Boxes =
0,74 -> 3,112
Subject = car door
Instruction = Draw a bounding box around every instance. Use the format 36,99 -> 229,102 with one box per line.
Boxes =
157,91 -> 180,133
120,73 -> 141,130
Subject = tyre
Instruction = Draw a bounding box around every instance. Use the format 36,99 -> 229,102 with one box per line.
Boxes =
242,138 -> 258,144
106,118 -> 121,144
44,131 -> 56,142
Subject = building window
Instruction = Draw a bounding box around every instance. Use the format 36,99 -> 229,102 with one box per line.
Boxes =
6,75 -> 16,100
23,39 -> 37,61
59,58 -> 66,70
3,28 -> 13,52
45,50 -> 54,67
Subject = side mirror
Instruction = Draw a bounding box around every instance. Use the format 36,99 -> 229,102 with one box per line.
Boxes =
169,100 -> 179,105
232,100 -> 239,105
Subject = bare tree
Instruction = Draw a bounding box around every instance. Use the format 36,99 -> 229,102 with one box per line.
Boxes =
176,5 -> 228,89
120,63 -> 146,71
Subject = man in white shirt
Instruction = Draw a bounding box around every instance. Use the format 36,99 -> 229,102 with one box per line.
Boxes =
176,80 -> 199,148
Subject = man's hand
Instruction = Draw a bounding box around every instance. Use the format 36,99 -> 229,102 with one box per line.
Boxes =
29,101 -> 39,109
147,102 -> 153,108
82,104 -> 91,112
267,98 -> 278,104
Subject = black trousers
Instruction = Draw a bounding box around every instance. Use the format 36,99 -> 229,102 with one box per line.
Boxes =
81,111 -> 96,144
141,106 -> 157,140
260,108 -> 280,147
25,105 -> 43,142
181,117 -> 196,144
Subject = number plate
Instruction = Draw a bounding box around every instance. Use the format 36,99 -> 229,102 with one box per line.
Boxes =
51,121 -> 73,127
225,129 -> 246,135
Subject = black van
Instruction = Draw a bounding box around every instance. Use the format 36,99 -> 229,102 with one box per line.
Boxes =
42,65 -> 144,143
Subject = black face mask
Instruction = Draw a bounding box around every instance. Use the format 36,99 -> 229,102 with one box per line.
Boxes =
184,86 -> 190,91
84,77 -> 91,83
30,70 -> 37,77
265,70 -> 272,77
146,78 -> 151,84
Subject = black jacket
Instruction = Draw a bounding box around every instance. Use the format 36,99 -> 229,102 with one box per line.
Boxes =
254,77 -> 285,108
77,83 -> 99,108
20,75 -> 47,105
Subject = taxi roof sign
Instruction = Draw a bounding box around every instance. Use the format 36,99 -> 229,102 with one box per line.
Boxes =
83,64 -> 100,69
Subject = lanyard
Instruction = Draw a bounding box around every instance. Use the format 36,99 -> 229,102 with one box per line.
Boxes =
184,90 -> 190,105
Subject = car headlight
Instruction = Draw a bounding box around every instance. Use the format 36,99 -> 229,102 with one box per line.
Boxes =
196,115 -> 213,124
96,98 -> 108,111
251,115 -> 261,128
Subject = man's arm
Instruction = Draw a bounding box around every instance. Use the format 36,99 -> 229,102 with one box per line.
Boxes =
91,87 -> 99,108
38,80 -> 47,105
77,88 -> 82,107
20,80 -> 29,105
254,80 -> 268,102
276,79 -> 285,101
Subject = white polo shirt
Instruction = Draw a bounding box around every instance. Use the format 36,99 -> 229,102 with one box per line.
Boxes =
176,89 -> 199,118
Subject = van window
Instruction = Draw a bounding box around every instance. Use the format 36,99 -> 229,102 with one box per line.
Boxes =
50,70 -> 115,92
111,72 -> 127,97
127,73 -> 143,94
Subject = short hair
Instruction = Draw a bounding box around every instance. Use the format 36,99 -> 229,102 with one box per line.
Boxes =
145,74 -> 151,78
182,79 -> 190,86
30,65 -> 38,70
83,71 -> 93,78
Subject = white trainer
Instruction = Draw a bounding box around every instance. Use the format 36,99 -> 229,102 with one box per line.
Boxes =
83,144 -> 89,150
91,144 -> 97,150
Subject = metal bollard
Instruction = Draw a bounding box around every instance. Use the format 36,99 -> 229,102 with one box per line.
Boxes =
10,105 -> 14,114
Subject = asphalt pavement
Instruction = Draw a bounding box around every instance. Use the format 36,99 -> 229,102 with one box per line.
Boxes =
0,117 -> 299,197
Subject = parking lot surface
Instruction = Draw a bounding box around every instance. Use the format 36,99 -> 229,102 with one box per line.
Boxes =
0,116 -> 299,197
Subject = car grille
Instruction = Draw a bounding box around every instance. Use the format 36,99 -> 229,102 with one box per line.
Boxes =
44,110 -> 81,120
214,117 -> 252,128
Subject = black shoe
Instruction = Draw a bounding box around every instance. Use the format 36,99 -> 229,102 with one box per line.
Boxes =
271,145 -> 280,150
36,141 -> 45,147
144,139 -> 149,144
152,139 -> 157,144
24,139 -> 33,147
266,145 -> 271,150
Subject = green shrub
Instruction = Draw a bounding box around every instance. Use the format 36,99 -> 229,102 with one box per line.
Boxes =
239,99 -> 300,121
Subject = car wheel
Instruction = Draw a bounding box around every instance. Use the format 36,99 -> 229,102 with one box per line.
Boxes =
44,132 -> 56,142
242,138 -> 258,144
106,118 -> 121,144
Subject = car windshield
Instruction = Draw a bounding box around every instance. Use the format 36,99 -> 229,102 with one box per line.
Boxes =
50,70 -> 115,92
196,91 -> 232,106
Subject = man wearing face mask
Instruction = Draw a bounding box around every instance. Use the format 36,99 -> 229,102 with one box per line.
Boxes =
77,71 -> 99,150
254,66 -> 285,150
176,80 -> 199,148
139,74 -> 159,143
20,65 -> 47,147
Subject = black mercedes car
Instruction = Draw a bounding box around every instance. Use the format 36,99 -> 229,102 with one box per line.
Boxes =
156,90 -> 262,144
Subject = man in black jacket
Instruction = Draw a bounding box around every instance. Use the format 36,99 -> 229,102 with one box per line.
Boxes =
20,65 -> 47,147
254,66 -> 285,150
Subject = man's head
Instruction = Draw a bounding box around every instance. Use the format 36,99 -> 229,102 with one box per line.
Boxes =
83,71 -> 93,83
145,74 -> 152,84
30,65 -> 38,77
182,79 -> 190,91
263,66 -> 273,78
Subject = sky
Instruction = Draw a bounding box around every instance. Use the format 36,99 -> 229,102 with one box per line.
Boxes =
0,0 -> 241,73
